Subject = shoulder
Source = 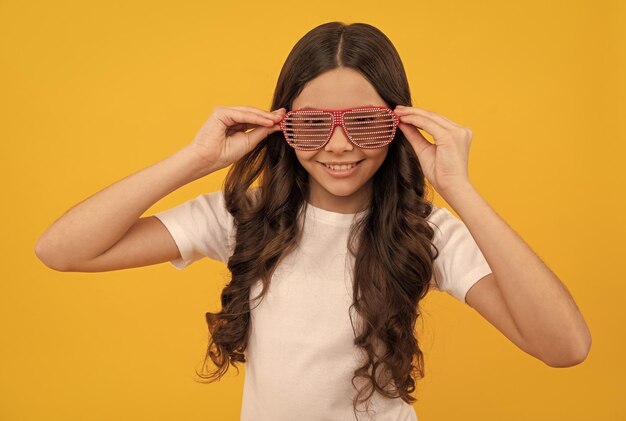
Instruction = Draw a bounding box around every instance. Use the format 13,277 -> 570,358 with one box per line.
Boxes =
205,187 -> 260,213
424,202 -> 472,249
425,202 -> 453,230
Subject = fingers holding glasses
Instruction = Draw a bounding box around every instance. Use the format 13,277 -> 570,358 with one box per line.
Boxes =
394,105 -> 460,128
188,106 -> 288,173
228,105 -> 286,126
395,111 -> 449,142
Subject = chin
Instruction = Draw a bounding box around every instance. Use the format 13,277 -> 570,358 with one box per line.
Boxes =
321,184 -> 363,197
310,172 -> 369,198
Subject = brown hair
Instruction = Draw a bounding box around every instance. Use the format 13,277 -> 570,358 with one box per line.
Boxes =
195,21 -> 440,419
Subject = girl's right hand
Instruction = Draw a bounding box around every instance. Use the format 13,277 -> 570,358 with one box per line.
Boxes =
189,105 -> 286,172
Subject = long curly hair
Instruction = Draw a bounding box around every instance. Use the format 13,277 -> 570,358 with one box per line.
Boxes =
195,21 -> 441,419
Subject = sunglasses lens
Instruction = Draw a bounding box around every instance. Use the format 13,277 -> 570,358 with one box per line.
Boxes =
344,109 -> 397,148
281,108 -> 397,150
282,112 -> 332,151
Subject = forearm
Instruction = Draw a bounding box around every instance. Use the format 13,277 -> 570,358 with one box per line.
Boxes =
440,182 -> 591,363
35,145 -> 216,267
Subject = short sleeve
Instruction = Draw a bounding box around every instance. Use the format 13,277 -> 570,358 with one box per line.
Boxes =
152,190 -> 235,269
427,204 -> 493,304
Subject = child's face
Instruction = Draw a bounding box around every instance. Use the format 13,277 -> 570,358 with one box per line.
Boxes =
290,67 -> 390,213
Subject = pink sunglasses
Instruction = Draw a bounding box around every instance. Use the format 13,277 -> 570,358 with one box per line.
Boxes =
278,105 -> 400,151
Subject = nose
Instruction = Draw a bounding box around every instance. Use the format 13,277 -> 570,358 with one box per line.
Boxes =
324,123 -> 354,152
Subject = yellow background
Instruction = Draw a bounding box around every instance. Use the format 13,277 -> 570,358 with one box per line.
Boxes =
2,0 -> 623,420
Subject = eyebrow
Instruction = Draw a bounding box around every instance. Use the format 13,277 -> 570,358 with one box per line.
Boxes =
300,104 -> 378,110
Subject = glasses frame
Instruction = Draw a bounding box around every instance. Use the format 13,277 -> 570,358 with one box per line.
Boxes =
278,105 -> 400,151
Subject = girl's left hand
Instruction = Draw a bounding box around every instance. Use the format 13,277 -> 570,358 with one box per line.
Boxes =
393,105 -> 474,194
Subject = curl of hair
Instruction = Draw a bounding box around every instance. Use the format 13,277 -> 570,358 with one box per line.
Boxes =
194,21 -> 441,420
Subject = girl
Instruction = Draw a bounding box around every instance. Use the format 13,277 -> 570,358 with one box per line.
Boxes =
35,21 -> 591,421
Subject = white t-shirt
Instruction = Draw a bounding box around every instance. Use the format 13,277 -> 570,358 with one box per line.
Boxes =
154,189 -> 492,421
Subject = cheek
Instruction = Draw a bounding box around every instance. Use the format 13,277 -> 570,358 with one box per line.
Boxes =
294,151 -> 317,165
366,150 -> 388,167
294,153 -> 322,175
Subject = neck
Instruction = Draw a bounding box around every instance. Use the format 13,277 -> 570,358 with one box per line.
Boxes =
306,183 -> 372,214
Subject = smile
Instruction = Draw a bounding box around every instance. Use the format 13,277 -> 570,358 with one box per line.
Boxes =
318,160 -> 364,177
323,162 -> 358,170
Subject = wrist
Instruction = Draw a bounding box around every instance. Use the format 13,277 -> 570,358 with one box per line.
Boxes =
178,144 -> 220,179
438,180 -> 476,204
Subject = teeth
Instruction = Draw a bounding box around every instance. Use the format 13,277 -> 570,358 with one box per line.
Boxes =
325,162 -> 358,171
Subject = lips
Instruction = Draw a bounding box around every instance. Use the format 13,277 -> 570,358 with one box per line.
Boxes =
319,159 -> 364,166
324,163 -> 359,171
318,160 -> 363,178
